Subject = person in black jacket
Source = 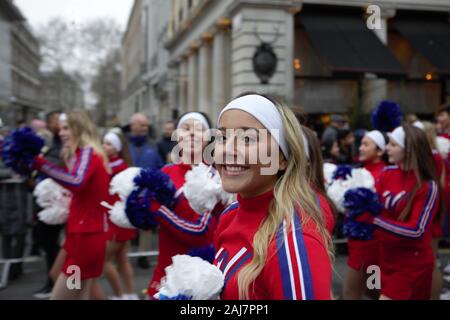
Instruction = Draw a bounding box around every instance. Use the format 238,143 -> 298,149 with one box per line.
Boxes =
31,111 -> 65,299
157,121 -> 176,164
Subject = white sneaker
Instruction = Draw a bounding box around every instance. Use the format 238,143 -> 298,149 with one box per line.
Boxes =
122,293 -> 140,300
443,262 -> 450,274
440,290 -> 450,300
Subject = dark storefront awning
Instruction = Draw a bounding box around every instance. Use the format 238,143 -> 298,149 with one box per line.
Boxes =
395,17 -> 450,75
301,12 -> 406,78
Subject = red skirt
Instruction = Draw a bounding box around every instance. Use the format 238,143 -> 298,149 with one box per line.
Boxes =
62,232 -> 107,280
107,220 -> 137,242
380,247 -> 434,300
347,238 -> 380,271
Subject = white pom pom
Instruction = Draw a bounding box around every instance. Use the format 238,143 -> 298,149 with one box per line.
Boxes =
101,201 -> 135,229
184,164 -> 231,214
436,136 -> 450,159
33,178 -> 71,225
326,167 -> 374,213
109,167 -> 141,201
327,179 -> 351,213
349,168 -> 375,190
155,255 -> 224,300
323,163 -> 337,188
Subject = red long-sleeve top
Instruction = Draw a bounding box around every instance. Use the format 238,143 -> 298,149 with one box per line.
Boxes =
34,147 -> 110,234
214,190 -> 332,300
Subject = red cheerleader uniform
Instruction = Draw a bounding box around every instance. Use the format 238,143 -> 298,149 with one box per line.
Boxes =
347,161 -> 385,271
146,163 -> 222,297
34,147 -> 110,280
107,156 -> 137,242
362,166 -> 438,300
431,150 -> 444,238
214,190 -> 332,300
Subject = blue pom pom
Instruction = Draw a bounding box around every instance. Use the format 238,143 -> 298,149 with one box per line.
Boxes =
158,293 -> 192,300
343,219 -> 374,240
371,100 -> 403,132
133,168 -> 176,207
343,187 -> 383,218
1,127 -> 44,175
332,165 -> 353,180
187,245 -> 215,263
125,168 -> 176,230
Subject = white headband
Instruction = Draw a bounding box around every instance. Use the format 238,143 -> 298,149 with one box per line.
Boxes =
177,112 -> 210,130
218,95 -> 296,159
413,121 -> 424,131
59,113 -> 67,122
104,132 -> 122,152
388,126 -> 405,149
366,130 -> 386,151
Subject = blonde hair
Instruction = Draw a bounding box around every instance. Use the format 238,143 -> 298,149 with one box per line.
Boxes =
61,110 -> 109,170
421,121 -> 437,150
236,94 -> 333,299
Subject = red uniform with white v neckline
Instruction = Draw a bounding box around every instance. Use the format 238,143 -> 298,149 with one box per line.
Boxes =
214,190 -> 332,300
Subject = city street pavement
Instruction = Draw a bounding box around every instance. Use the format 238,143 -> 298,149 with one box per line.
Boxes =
1,247 -> 449,300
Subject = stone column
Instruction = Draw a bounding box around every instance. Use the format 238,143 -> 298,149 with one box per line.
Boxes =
178,57 -> 188,114
187,45 -> 199,111
211,18 -> 231,123
197,32 -> 213,115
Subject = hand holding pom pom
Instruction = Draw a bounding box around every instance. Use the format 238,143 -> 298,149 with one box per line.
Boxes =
125,168 -> 176,229
33,178 -> 71,225
2,127 -> 44,175
155,255 -> 224,300
343,187 -> 382,219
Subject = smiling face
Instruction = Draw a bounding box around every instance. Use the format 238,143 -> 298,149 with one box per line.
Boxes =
386,138 -> 405,165
214,109 -> 287,198
359,135 -> 383,162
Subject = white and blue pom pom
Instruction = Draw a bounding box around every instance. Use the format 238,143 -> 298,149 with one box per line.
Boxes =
184,163 -> 233,215
33,178 -> 71,225
101,201 -> 135,229
155,254 -> 224,300
109,167 -> 141,201
327,167 -> 375,213
102,167 -> 142,229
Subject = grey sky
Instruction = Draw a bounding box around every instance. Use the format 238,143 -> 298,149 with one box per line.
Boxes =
14,0 -> 134,31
